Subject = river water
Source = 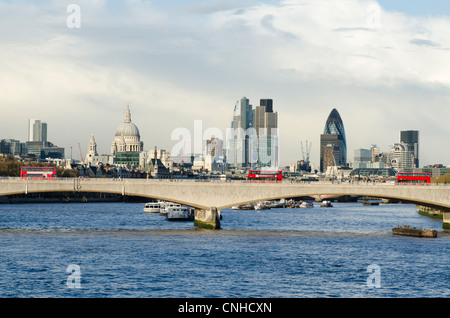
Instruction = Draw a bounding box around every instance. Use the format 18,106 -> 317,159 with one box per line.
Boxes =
0,201 -> 448,298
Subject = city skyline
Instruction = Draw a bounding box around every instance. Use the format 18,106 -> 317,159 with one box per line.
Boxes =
1,1 -> 450,167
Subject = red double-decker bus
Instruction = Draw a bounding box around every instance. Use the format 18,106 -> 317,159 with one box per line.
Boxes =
247,170 -> 283,183
396,172 -> 431,184
20,167 -> 57,180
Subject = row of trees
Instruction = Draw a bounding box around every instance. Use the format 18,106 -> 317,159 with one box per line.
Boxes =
0,155 -> 78,178
432,173 -> 450,184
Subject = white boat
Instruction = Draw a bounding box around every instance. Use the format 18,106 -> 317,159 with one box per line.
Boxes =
166,205 -> 194,221
158,201 -> 166,214
320,200 -> 333,207
300,201 -> 314,208
144,202 -> 161,213
254,202 -> 268,210
160,201 -> 179,216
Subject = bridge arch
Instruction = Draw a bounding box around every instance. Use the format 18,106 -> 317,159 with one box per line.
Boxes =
0,185 -> 207,210
215,192 -> 450,212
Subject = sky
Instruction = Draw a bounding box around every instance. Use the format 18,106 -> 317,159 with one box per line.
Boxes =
1,0 -> 449,168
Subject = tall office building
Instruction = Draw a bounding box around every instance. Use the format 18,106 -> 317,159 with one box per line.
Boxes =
226,97 -> 279,169
253,99 -> 278,168
260,99 -> 273,112
27,119 -> 48,159
320,108 -> 347,172
400,130 -> 419,168
226,97 -> 255,168
28,119 -> 47,144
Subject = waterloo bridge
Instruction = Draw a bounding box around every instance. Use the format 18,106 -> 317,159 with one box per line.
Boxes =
0,178 -> 449,229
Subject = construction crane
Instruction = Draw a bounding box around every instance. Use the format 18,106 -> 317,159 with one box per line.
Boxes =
299,140 -> 312,172
301,140 -> 312,165
78,142 -> 84,163
230,100 -> 239,128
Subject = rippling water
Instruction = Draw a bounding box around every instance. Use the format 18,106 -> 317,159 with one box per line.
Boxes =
0,202 -> 448,298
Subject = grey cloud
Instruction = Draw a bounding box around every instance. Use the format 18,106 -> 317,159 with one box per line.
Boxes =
333,27 -> 372,32
409,39 -> 440,47
261,14 -> 298,39
172,0 -> 259,15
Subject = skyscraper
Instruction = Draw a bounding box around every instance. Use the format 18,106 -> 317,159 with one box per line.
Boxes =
27,119 -> 48,159
28,119 -> 47,144
320,108 -> 347,172
253,99 -> 278,168
226,97 -> 255,168
226,97 -> 279,169
260,99 -> 273,112
400,130 -> 419,168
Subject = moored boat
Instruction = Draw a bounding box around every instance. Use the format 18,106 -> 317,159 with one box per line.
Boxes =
144,202 -> 161,213
392,225 -> 437,238
160,201 -> 180,217
300,201 -> 314,208
320,200 -> 333,207
166,205 -> 194,221
254,202 -> 268,210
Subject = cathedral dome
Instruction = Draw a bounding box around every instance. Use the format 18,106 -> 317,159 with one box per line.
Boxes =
115,122 -> 140,138
111,104 -> 144,155
114,104 -> 140,138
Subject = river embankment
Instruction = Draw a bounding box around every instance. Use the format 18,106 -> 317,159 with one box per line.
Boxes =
0,192 -> 147,204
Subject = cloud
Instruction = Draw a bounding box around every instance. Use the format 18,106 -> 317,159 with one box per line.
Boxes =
333,27 -> 372,32
409,38 -> 440,47
0,0 -> 449,166
260,14 -> 298,39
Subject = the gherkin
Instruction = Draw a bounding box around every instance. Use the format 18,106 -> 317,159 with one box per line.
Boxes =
320,108 -> 347,171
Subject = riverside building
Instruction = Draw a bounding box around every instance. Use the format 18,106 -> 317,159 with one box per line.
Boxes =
226,97 -> 279,170
320,108 -> 347,172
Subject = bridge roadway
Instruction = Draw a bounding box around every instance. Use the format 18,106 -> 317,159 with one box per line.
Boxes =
1,178 -> 449,229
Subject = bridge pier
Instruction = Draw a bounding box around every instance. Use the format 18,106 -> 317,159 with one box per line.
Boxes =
443,212 -> 450,230
194,207 -> 220,230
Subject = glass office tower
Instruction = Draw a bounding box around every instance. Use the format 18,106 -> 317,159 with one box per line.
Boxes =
400,130 -> 419,168
320,108 -> 347,172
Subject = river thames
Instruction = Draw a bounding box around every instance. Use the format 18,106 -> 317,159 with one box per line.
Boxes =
0,201 -> 448,298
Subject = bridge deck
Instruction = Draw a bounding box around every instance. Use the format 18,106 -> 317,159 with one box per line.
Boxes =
0,178 -> 449,212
